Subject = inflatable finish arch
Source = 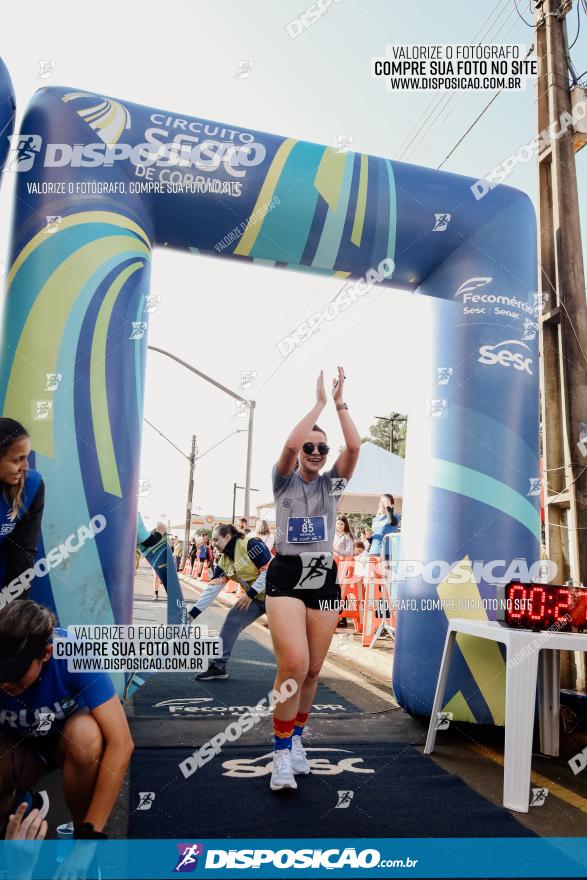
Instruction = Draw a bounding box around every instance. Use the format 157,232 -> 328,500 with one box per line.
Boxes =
0,58 -> 15,175
0,69 -> 539,723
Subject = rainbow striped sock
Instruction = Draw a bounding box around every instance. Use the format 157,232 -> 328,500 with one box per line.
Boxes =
293,711 -> 309,739
273,717 -> 295,751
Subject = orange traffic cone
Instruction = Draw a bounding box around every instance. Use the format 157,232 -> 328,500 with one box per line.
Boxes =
201,561 -> 210,582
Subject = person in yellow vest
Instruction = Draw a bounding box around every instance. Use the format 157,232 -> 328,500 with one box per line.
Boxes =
188,523 -> 272,680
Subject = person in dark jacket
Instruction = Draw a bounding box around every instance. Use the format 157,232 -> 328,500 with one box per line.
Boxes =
0,419 -> 44,598
189,524 -> 271,681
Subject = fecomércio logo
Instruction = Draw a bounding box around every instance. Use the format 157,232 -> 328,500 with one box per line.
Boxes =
454,276 -> 493,297
174,843 -> 204,872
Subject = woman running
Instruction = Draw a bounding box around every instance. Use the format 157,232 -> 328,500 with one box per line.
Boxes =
265,367 -> 360,791
0,419 -> 44,599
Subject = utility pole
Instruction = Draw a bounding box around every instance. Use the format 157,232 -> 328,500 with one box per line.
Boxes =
182,434 -> 197,566
376,414 -> 407,455
535,0 -> 587,693
233,482 -> 260,524
244,401 -> 255,520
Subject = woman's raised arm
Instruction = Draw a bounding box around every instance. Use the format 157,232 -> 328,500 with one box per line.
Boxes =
332,366 -> 361,480
276,371 -> 327,476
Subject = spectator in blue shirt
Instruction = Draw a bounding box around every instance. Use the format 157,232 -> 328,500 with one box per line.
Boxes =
370,494 -> 401,558
0,419 -> 45,596
0,600 -> 133,839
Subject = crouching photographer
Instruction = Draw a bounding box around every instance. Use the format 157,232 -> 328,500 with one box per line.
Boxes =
0,600 -> 134,842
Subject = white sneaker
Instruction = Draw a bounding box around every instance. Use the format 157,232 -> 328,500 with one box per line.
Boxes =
270,749 -> 297,791
291,735 -> 310,775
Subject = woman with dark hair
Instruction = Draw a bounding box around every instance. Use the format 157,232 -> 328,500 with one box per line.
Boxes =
265,367 -> 360,791
333,515 -> 354,557
0,600 -> 133,840
189,538 -> 197,567
197,533 -> 213,574
0,419 -> 44,597
370,493 -> 400,558
188,523 -> 272,680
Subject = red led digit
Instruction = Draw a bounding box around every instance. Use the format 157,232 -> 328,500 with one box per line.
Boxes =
553,588 -> 571,622
529,586 -> 546,622
508,584 -> 526,621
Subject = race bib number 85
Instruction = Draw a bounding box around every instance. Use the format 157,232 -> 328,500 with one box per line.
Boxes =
287,516 -> 326,544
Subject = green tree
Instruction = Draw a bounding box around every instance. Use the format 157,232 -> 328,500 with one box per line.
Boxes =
363,412 -> 407,458
347,513 -> 375,540
194,528 -> 212,539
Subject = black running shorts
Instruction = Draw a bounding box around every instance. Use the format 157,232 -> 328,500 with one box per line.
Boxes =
265,553 -> 341,610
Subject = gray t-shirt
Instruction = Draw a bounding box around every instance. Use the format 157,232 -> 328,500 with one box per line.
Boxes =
272,464 -> 343,556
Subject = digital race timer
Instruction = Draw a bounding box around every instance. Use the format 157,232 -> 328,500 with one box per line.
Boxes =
496,581 -> 587,632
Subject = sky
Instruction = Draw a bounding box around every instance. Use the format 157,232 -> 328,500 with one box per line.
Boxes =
1,0 -> 586,531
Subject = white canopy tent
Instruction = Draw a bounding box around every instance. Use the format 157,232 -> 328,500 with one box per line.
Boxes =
335,441 -> 404,514
256,441 -> 405,521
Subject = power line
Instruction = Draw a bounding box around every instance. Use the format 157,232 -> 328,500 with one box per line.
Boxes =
396,0 -> 515,161
512,0 -> 537,27
568,0 -> 581,48
144,418 -> 246,465
437,91 -> 505,169
395,0 -> 512,158
143,417 -> 189,459
418,11 -> 520,159
398,3 -> 517,161
437,42 -> 534,169
196,429 -> 247,461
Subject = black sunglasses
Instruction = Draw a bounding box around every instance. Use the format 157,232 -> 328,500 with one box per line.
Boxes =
302,442 -> 329,456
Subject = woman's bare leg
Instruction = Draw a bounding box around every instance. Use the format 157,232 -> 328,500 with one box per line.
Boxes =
265,596 -> 309,720
298,608 -> 340,714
